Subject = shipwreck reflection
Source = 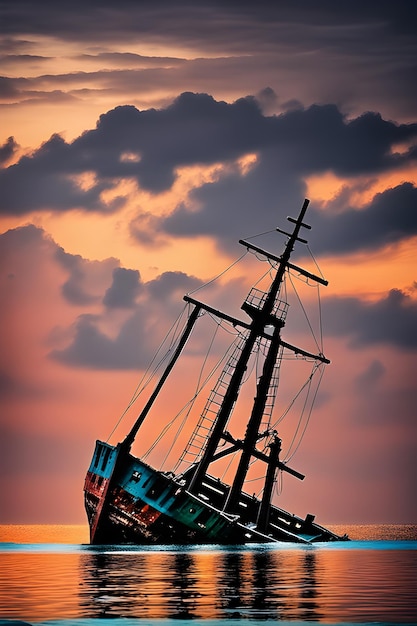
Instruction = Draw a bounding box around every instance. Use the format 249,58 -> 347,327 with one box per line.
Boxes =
79,551 -> 148,619
216,547 -> 321,620
79,545 -> 322,620
165,552 -> 200,619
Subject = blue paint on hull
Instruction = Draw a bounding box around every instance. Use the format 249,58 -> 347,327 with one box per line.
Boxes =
84,441 -> 345,544
84,441 -> 241,544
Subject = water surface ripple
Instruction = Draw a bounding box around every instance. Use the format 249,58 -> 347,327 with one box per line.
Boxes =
0,525 -> 416,625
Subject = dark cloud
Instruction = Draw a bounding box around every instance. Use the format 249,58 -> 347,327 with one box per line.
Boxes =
54,247 -> 122,307
0,222 -> 50,262
52,269 -> 417,372
51,98 -> 417,184
1,1 -> 416,44
0,133 -> 126,214
103,267 -> 142,309
159,146 -> 305,246
1,1 -> 416,125
0,136 -> 18,164
50,313 -> 135,370
0,53 -> 50,67
155,100 -> 417,252
0,37 -> 36,53
1,94 -> 416,227
1,64 -> 191,102
51,267 -> 203,370
0,223 -> 204,371
77,52 -> 185,68
55,248 -> 99,306
355,360 -> 386,391
325,288 -> 417,351
147,271 -> 202,300
0,75 -> 21,98
51,271 -> 200,370
309,183 -> 417,255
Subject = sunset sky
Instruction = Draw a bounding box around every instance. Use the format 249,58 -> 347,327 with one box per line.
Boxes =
1,1 -> 416,526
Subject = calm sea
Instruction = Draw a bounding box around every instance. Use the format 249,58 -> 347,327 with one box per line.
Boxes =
0,524 -> 416,626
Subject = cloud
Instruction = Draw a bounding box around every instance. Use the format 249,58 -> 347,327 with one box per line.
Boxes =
0,136 -> 19,164
0,221 -> 417,376
0,223 -> 206,372
325,288 -> 417,350
55,248 -> 99,306
0,132 -> 128,214
1,1 -> 416,45
50,312 -> 139,369
1,94 -> 416,227
55,247 -> 121,307
51,302 -> 177,370
309,182 -> 417,255
155,100 -> 417,252
2,1 -> 416,128
103,267 -> 142,309
355,359 -> 386,391
0,76 -> 21,98
147,271 -> 202,300
0,221 -> 50,260
77,52 -> 185,68
52,269 -> 203,369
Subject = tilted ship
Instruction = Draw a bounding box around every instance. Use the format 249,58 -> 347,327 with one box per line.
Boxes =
84,199 -> 349,545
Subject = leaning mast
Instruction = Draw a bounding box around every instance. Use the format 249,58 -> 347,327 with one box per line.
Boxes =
188,199 -> 328,514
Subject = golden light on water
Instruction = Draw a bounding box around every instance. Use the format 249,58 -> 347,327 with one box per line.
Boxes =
0,525 -> 89,544
0,525 -> 416,621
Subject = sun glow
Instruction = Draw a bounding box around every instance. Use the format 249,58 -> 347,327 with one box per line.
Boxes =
322,236 -> 417,300
306,164 -> 417,208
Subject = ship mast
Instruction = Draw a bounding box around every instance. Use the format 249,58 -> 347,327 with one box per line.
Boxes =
188,199 -> 328,515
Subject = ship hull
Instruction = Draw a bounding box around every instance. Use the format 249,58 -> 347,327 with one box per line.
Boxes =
84,440 -> 347,545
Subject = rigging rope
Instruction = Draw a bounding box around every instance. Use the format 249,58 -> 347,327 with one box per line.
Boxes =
275,470 -> 283,496
317,283 -> 324,351
307,243 -> 326,349
107,246 -> 254,442
241,336 -> 258,385
283,364 -> 316,460
187,251 -> 248,295
271,361 -> 320,429
288,271 -> 322,354
140,316 -> 240,469
106,228 -> 328,500
220,449 -> 236,482
307,243 -> 327,281
244,227 -> 280,241
284,363 -> 325,463
106,303 -> 192,442
157,319 -> 222,470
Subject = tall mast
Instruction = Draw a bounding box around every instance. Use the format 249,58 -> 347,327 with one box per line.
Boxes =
188,199 -> 312,496
223,324 -> 282,514
256,433 -> 282,533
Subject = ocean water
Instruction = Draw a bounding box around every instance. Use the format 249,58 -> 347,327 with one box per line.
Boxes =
0,525 -> 416,626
